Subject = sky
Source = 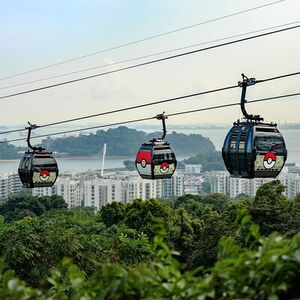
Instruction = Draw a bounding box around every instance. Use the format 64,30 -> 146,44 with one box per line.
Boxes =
0,0 -> 300,142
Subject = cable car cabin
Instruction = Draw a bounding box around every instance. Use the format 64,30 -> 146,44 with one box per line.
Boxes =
222,122 -> 287,179
135,140 -> 177,180
18,151 -> 59,188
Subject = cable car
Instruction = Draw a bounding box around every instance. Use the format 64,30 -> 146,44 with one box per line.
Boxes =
222,74 -> 287,179
135,113 -> 177,179
18,123 -> 59,188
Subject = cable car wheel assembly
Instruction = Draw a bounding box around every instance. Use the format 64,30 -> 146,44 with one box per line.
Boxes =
222,74 -> 287,179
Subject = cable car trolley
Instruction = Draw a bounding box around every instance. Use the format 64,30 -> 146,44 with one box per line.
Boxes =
135,113 -> 177,179
222,74 -> 287,179
18,123 -> 59,188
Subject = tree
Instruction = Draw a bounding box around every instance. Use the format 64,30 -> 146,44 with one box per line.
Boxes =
173,194 -> 204,218
250,180 -> 300,236
202,193 -> 229,213
123,199 -> 177,239
99,201 -> 125,227
0,195 -> 67,223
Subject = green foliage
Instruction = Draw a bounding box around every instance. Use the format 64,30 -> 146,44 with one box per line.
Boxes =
1,213 -> 300,299
0,184 -> 299,298
123,159 -> 136,170
173,194 -> 204,218
0,208 -> 153,287
183,151 -> 225,171
123,198 -> 177,239
99,201 -> 125,227
250,180 -> 300,236
174,193 -> 229,217
0,195 -> 67,223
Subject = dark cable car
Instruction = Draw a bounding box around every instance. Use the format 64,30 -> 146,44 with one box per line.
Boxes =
135,113 -> 177,179
18,123 -> 59,188
222,74 -> 287,179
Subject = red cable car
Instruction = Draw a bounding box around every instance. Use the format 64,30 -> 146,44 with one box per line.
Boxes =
135,113 -> 177,179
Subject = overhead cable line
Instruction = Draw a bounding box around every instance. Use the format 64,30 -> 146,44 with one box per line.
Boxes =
1,91 -> 299,144
1,20 -> 298,91
0,84 -> 238,135
33,85 -> 239,129
0,24 -> 299,100
0,70 -> 300,136
0,0 -> 284,82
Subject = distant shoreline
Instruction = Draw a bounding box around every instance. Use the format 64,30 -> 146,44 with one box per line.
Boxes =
0,155 -> 133,162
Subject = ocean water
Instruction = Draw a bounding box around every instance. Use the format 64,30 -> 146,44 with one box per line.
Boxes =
0,156 -> 133,174
0,129 -> 299,173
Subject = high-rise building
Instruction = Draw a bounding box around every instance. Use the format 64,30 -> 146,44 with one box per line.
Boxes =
83,171 -> 184,210
32,177 -> 81,207
205,170 -> 300,198
183,164 -> 204,195
0,172 -> 23,199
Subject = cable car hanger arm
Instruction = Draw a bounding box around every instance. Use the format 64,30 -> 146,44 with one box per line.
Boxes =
156,112 -> 167,140
26,122 -> 44,152
238,73 -> 264,122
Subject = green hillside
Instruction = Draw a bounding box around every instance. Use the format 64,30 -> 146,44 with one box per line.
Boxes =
41,126 -> 216,157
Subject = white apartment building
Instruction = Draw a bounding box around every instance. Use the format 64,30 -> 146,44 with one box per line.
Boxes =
205,170 -> 300,198
83,171 -> 184,210
32,177 -> 81,208
185,164 -> 202,174
205,171 -> 230,196
183,164 -> 204,195
32,171 -> 184,210
0,172 -> 23,199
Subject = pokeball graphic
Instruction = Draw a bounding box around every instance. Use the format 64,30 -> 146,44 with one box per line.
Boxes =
141,159 -> 147,168
136,150 -> 152,168
39,170 -> 50,181
160,162 -> 169,174
263,152 -> 276,169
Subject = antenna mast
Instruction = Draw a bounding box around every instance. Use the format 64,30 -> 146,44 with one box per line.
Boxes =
101,143 -> 107,177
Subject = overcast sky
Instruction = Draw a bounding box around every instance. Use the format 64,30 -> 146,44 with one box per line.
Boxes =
0,0 -> 299,139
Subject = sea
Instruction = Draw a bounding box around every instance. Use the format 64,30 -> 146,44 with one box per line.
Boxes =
0,128 -> 299,173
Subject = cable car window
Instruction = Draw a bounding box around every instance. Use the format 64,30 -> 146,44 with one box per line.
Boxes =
230,141 -> 236,150
33,157 -> 56,167
256,127 -> 278,133
239,141 -> 245,151
255,136 -> 285,154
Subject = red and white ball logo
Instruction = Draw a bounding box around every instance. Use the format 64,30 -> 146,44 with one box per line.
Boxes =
160,162 -> 169,174
39,170 -> 50,181
263,152 -> 276,169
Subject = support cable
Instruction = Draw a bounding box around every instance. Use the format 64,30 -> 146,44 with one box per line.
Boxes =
1,91 -> 299,144
0,24 -> 299,100
1,20 -> 298,91
0,0 -> 285,81
0,70 -> 299,136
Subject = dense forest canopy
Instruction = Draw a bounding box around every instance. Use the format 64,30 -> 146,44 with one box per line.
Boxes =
0,181 -> 300,298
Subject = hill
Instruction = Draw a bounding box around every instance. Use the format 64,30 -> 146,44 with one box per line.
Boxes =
40,126 -> 216,157
0,142 -> 23,159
